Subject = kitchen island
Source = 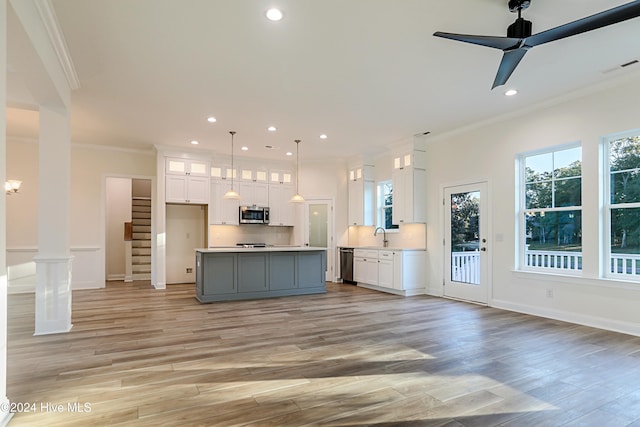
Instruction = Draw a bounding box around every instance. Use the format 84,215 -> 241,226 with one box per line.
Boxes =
195,247 -> 327,303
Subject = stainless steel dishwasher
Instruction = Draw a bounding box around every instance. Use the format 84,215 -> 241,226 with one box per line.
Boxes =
339,247 -> 355,284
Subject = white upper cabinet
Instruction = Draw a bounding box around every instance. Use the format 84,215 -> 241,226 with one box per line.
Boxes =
348,165 -> 374,226
268,169 -> 295,226
209,178 -> 239,225
165,157 -> 210,204
270,170 -> 293,185
268,184 -> 295,226
392,146 -> 426,224
239,181 -> 269,206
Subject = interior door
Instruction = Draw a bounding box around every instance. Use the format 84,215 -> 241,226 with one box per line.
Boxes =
444,182 -> 489,304
305,199 -> 334,281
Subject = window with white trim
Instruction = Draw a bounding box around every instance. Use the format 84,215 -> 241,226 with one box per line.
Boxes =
519,144 -> 582,272
605,132 -> 640,279
377,180 -> 398,230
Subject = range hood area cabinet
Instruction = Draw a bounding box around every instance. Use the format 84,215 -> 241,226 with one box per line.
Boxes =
165,157 -> 210,204
238,168 -> 269,207
209,179 -> 239,225
269,185 -> 295,226
392,148 -> 426,225
348,165 -> 375,226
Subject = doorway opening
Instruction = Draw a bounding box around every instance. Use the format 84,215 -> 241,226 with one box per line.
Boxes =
105,177 -> 152,282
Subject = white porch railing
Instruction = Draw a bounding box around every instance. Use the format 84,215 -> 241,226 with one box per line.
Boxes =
525,250 -> 581,271
451,252 -> 480,284
453,250 -> 640,279
610,253 -> 640,276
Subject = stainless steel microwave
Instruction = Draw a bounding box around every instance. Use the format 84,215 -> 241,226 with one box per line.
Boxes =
239,206 -> 270,224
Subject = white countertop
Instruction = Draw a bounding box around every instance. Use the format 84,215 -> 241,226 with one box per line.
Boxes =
339,246 -> 426,251
198,246 -> 326,253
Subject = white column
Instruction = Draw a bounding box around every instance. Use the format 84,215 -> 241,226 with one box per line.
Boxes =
34,106 -> 73,335
0,0 -> 12,423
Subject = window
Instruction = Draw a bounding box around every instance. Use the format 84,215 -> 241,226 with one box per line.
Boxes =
519,144 -> 582,272
377,181 -> 398,230
605,132 -> 640,278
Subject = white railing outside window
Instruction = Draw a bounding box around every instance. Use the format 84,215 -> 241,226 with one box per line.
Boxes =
610,253 -> 640,276
525,250 -> 581,271
453,250 -> 640,281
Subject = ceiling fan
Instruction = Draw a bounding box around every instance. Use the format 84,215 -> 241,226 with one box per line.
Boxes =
433,0 -> 640,89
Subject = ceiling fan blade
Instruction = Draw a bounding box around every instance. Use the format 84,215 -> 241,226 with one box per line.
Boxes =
526,1 -> 640,47
492,48 -> 529,89
433,32 -> 521,50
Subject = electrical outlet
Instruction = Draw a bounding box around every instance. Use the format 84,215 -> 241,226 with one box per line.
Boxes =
546,289 -> 554,298
186,267 -> 193,274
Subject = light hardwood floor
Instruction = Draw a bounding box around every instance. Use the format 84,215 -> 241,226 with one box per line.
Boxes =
7,282 -> 640,426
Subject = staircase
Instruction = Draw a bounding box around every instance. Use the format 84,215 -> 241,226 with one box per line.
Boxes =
131,197 -> 152,280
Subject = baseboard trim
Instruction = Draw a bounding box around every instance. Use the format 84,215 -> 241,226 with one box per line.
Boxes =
492,298 -> 640,337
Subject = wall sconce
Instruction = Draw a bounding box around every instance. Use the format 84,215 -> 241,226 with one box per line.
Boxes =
5,180 -> 21,195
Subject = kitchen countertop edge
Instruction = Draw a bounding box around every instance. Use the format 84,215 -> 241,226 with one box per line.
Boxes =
198,246 -> 327,253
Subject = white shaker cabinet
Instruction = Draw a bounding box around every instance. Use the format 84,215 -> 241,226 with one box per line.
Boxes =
377,250 -> 394,288
239,181 -> 269,207
354,249 -> 378,285
348,165 -> 375,226
392,149 -> 426,224
355,248 -> 427,296
268,184 -> 295,226
165,158 -> 210,204
268,170 -> 295,226
209,178 -> 240,225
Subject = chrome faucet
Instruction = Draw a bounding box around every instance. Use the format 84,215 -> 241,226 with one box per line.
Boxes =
374,227 -> 388,247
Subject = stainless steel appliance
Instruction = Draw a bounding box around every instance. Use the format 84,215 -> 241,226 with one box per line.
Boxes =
236,242 -> 267,248
339,247 -> 355,284
239,206 -> 270,224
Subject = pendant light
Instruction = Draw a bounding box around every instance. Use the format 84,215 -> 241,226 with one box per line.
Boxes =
224,131 -> 240,199
290,139 -> 305,203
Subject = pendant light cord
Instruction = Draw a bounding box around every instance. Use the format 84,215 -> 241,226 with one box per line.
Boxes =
295,139 -> 301,194
230,131 -> 236,190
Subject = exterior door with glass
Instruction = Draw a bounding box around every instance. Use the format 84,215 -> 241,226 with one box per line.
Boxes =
444,182 -> 489,304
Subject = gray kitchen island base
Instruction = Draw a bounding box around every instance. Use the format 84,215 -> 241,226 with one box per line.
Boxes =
195,248 -> 326,303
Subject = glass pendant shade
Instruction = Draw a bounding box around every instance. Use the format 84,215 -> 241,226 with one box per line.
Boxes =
224,189 -> 240,199
290,193 -> 305,203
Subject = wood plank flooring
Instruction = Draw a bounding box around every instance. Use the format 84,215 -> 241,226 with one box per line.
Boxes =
7,282 -> 640,426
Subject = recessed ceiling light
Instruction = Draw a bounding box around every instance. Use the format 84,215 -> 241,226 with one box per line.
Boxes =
286,152 -> 293,156
241,146 -> 249,151
268,126 -> 277,132
207,116 -> 217,123
191,140 -> 199,145
505,89 -> 518,97
319,134 -> 328,140
265,8 -> 283,21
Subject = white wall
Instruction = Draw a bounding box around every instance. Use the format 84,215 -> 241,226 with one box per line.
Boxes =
6,140 -> 155,291
424,73 -> 640,336
166,204 -> 204,284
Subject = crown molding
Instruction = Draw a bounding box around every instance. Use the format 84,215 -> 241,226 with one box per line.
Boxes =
34,0 -> 80,90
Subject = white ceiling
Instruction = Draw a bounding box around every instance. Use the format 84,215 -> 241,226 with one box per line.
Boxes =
7,0 -> 640,162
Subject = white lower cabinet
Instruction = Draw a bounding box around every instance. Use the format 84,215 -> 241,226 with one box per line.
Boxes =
377,250 -> 394,288
354,249 -> 378,285
354,248 -> 426,296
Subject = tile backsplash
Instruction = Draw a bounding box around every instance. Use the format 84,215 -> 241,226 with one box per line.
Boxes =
349,223 -> 426,248
209,225 -> 294,247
